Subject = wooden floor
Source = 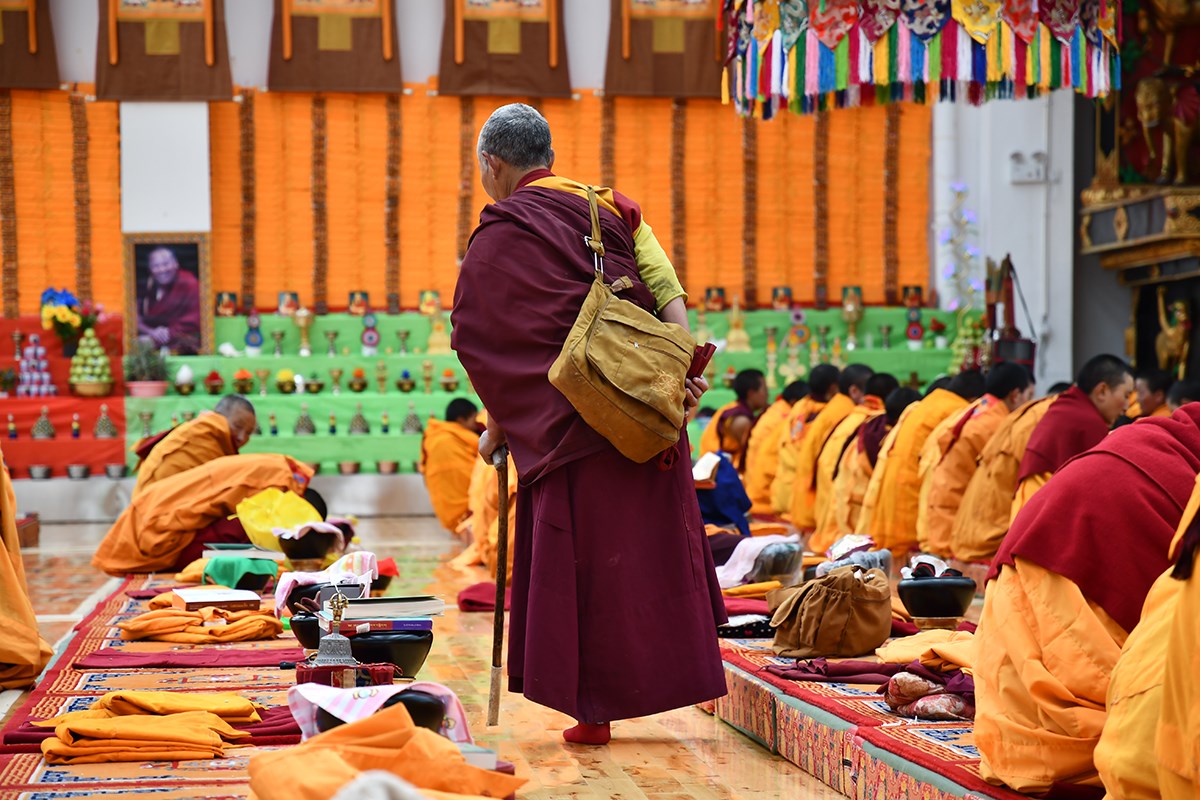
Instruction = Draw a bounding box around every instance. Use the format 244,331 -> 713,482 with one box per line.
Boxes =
13,515 -> 849,799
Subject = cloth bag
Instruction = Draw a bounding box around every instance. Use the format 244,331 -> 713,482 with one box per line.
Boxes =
548,186 -> 695,463
766,566 -> 892,658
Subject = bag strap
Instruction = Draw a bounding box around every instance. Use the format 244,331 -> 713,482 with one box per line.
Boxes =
584,185 -> 605,279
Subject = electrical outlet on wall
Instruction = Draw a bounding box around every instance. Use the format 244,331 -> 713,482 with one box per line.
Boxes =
1009,151 -> 1048,184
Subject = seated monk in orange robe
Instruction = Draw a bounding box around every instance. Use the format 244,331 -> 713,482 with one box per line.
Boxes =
249,704 -> 525,800
771,365 -> 838,516
949,387 -> 1065,564
420,399 -> 483,533
93,454 -> 313,575
856,371 -> 984,557
917,363 -> 1034,559
1012,354 -> 1132,517
1157,475 -> 1200,799
133,395 -> 257,496
0,445 -> 52,689
973,404 -> 1200,796
790,364 -> 875,530
698,369 -> 768,472
1126,367 -> 1174,421
829,387 -> 920,542
808,373 -> 898,553
745,381 -> 809,515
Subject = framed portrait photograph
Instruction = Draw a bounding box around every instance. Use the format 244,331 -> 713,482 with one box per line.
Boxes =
124,233 -> 212,355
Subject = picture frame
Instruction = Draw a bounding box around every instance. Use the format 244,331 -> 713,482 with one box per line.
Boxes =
124,233 -> 212,356
215,292 -> 238,317
348,291 -> 370,316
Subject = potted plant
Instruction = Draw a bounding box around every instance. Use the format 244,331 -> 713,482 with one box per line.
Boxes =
348,367 -> 368,393
124,341 -> 169,397
276,368 -> 297,394
40,289 -> 102,358
929,318 -> 948,350
232,368 -> 255,395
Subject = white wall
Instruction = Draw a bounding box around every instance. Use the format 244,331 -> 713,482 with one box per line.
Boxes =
119,103 -> 212,233
932,93 -> 1078,385
49,0 -> 612,89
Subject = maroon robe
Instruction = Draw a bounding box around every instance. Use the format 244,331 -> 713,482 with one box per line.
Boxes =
991,404 -> 1200,632
452,173 -> 727,724
140,269 -> 201,355
1017,385 -> 1109,481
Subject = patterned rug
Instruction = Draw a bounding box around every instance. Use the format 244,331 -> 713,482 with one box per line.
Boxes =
0,576 -> 300,797
715,640 -> 1026,800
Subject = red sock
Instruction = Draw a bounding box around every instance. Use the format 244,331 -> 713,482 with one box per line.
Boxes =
562,721 -> 610,745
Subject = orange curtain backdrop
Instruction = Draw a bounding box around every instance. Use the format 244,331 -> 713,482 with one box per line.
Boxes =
85,96 -> 122,315
897,102 -> 931,291
209,100 -> 241,297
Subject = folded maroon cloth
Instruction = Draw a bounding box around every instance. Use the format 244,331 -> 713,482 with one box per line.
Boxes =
764,657 -> 905,685
125,585 -> 183,600
457,582 -> 511,612
74,647 -> 304,670
723,597 -> 770,616
890,619 -> 977,637
2,704 -> 301,747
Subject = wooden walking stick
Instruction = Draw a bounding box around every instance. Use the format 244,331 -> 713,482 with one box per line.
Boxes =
487,445 -> 510,727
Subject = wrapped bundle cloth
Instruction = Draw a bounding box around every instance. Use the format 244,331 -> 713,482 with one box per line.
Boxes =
274,551 -> 378,617
118,607 -> 282,644
882,663 -> 975,721
33,691 -> 266,727
40,711 -> 249,765
288,682 -> 472,744
249,704 -> 525,800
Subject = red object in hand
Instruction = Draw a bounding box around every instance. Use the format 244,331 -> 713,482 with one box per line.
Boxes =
688,343 -> 716,380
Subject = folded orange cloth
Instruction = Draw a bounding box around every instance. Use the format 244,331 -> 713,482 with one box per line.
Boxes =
721,580 -> 783,599
249,704 -> 525,800
118,607 -> 282,644
175,558 -> 210,584
41,711 -> 248,765
34,691 -> 266,728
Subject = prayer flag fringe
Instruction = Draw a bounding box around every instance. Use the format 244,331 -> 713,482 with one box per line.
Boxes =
724,0 -> 1120,118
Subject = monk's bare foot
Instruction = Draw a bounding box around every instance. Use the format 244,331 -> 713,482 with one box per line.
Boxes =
562,722 -> 610,745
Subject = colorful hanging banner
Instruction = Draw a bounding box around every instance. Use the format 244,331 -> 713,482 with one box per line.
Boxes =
723,0 -> 1119,118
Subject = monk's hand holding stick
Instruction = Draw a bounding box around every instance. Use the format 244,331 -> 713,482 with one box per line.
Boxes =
479,420 -> 507,462
684,376 -> 709,422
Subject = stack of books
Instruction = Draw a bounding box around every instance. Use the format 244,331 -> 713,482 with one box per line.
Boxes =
199,543 -> 286,562
317,595 -> 446,636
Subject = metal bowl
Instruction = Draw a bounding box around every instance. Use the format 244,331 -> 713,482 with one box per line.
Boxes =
66,464 -> 90,480
376,460 -> 399,475
104,463 -> 128,479
896,576 -> 977,620
28,465 -> 52,480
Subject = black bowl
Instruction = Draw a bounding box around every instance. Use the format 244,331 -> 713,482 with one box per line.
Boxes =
278,531 -> 339,562
289,613 -> 434,678
896,576 -> 977,619
234,573 -> 273,593
370,574 -> 394,594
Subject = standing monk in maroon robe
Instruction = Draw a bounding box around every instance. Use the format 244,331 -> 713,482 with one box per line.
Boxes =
452,104 -> 727,745
138,246 -> 201,355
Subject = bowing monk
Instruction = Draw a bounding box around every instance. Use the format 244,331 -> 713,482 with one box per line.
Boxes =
137,246 -> 201,354
917,363 -> 1033,558
0,445 -> 52,689
1167,377 -> 1200,411
790,364 -> 874,529
698,369 -> 768,471
807,373 -> 898,553
950,391 -> 1060,563
1012,354 -> 1132,515
745,381 -> 808,515
94,454 -> 312,575
973,404 -> 1200,796
420,399 -> 482,533
451,104 -> 726,745
133,395 -> 257,496
856,370 -> 984,556
771,364 -> 838,515
1128,367 -> 1174,419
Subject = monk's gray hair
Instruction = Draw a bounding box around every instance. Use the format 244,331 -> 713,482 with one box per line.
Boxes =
215,394 -> 255,418
477,103 -> 553,170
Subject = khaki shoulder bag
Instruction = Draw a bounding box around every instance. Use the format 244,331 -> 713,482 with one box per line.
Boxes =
548,186 -> 696,463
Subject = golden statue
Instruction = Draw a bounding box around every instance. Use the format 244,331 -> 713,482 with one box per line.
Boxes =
426,300 -> 452,355
1136,77 -> 1200,185
725,296 -> 751,353
1157,286 -> 1191,378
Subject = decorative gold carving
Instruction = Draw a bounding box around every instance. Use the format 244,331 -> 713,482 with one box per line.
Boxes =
1099,239 -> 1200,271
1113,206 -> 1129,242
1126,285 -> 1139,360
1164,193 -> 1200,235
1156,286 -> 1190,378
1080,214 -> 1093,249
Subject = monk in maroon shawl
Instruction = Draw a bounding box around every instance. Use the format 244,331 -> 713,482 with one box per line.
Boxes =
973,404 -> 1200,795
451,104 -> 726,745
1011,354 -> 1132,515
138,246 -> 201,355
